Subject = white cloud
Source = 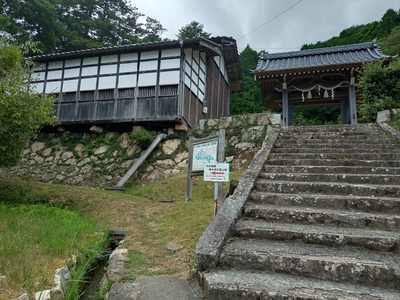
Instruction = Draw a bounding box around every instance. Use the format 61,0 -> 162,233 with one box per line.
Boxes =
131,0 -> 399,53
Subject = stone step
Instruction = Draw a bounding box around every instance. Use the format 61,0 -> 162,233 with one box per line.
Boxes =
219,240 -> 400,289
280,124 -> 379,133
274,137 -> 396,145
259,172 -> 400,185
269,152 -> 400,161
234,219 -> 400,252
243,204 -> 400,231
263,165 -> 400,175
255,179 -> 400,198
248,192 -> 400,214
266,158 -> 400,167
278,134 -> 391,142
272,146 -> 400,153
273,141 -> 400,150
202,269 -> 400,300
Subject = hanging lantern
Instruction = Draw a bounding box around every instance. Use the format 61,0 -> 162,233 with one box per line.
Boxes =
323,89 -> 329,98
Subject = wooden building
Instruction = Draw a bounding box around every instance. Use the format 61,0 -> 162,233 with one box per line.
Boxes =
251,40 -> 396,126
31,37 -> 243,131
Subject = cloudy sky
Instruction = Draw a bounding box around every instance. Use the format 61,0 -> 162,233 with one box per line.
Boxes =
131,0 -> 399,53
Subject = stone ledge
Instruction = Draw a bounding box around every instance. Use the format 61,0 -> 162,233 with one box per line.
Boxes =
195,132 -> 278,271
378,122 -> 400,143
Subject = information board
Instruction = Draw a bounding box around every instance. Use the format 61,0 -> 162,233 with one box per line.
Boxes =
204,163 -> 230,182
191,139 -> 218,172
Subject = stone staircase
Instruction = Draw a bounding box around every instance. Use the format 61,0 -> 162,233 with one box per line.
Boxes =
199,124 -> 400,299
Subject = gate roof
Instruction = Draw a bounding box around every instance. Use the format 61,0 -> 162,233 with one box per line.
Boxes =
252,40 -> 396,78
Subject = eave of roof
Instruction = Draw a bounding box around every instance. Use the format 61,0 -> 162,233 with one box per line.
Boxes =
251,40 -> 397,77
32,37 -> 225,62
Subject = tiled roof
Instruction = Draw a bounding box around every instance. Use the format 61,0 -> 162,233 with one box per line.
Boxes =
252,40 -> 396,76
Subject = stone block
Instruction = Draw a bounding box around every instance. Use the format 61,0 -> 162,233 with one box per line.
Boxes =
34,289 -> 50,300
94,145 -> 109,155
175,123 -> 189,132
199,119 -> 206,130
105,282 -> 140,300
31,141 -> 45,153
42,148 -> 52,157
174,151 -> 188,163
270,113 -> 282,125
235,142 -> 255,150
33,155 -> 45,165
256,113 -> 271,125
156,159 -> 175,167
162,139 -> 181,155
218,117 -> 232,129
118,133 -> 130,149
62,151 -> 74,161
90,125 -> 104,133
50,287 -> 63,300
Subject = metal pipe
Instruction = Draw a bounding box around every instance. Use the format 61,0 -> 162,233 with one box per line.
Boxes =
115,133 -> 167,188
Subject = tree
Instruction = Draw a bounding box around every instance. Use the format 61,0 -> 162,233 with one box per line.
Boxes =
176,21 -> 211,40
140,17 -> 168,44
0,39 -> 56,167
231,45 -> 263,114
358,59 -> 400,122
301,8 -> 400,50
0,0 -> 167,54
379,26 -> 400,55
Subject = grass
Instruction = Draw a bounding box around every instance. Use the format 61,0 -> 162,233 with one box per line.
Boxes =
0,204 -> 106,299
0,169 -> 245,299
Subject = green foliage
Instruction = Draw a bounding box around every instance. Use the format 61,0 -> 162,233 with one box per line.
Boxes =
125,250 -> 155,280
0,179 -> 51,205
379,26 -> 400,55
301,8 -> 400,50
176,21 -> 211,40
388,110 -> 400,130
64,244 -> 109,300
84,134 -> 111,155
231,45 -> 263,114
0,203 -> 106,297
294,106 -> 341,126
1,0 -> 166,54
130,128 -> 155,148
358,59 -> 400,122
0,39 -> 56,167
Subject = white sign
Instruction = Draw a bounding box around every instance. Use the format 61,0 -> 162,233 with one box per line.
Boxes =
204,163 -> 230,182
192,140 -> 218,172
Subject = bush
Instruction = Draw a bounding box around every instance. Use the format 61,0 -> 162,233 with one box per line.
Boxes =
130,128 -> 155,148
358,59 -> 400,122
0,180 -> 51,205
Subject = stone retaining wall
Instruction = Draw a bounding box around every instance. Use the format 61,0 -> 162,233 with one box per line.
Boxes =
3,113 -> 280,187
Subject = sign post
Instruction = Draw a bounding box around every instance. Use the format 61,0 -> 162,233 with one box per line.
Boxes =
204,163 -> 230,182
186,129 -> 226,202
204,162 -> 230,215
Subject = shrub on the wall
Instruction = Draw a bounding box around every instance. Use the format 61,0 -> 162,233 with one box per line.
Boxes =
358,59 -> 400,122
130,128 -> 155,148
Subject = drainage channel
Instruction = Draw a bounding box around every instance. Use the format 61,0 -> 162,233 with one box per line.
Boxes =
80,228 -> 126,300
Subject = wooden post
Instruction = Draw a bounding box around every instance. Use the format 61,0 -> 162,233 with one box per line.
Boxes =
282,79 -> 289,126
216,129 -> 225,205
349,75 -> 357,125
186,136 -> 195,201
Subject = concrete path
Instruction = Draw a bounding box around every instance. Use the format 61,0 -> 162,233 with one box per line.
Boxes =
105,276 -> 202,300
